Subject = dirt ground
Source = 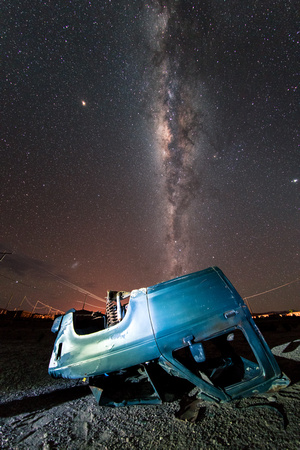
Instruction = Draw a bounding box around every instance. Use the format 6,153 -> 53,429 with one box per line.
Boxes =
0,316 -> 299,449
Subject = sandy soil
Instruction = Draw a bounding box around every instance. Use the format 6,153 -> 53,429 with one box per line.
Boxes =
0,317 -> 299,449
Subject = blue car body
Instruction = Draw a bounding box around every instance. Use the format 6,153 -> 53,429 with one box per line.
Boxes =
49,267 -> 289,405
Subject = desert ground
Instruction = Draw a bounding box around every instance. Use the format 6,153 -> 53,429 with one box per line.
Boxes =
0,315 -> 299,449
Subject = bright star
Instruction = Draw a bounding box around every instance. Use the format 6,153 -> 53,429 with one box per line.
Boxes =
81,100 -> 86,106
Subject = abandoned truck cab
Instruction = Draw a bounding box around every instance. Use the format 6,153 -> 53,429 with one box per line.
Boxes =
49,267 -> 289,405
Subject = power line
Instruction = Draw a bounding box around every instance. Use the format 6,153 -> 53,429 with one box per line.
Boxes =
0,268 -> 106,305
244,277 -> 300,300
24,297 -> 64,314
44,270 -> 106,304
23,297 -> 44,310
0,248 -> 106,304
76,300 -> 104,309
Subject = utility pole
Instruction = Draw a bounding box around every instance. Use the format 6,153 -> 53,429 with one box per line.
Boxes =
0,252 -> 12,262
32,300 -> 39,314
244,298 -> 253,316
17,295 -> 26,311
82,294 -> 87,310
5,293 -> 13,311
14,296 -> 26,318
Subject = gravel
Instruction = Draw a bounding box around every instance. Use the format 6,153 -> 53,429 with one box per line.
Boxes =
0,317 -> 299,449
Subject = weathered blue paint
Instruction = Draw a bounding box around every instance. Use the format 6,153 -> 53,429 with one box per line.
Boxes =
49,267 -> 289,403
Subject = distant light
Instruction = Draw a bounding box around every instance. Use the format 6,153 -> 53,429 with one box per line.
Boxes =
291,179 -> 298,183
81,100 -> 86,106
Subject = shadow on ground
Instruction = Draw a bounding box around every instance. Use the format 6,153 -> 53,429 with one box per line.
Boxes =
0,385 -> 91,418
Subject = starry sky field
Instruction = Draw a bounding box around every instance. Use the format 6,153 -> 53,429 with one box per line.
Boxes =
1,1 -> 299,314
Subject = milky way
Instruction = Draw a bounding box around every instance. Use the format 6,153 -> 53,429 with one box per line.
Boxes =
1,1 -> 299,313
149,2 -> 213,277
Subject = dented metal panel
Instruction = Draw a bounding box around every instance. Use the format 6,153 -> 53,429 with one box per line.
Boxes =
49,288 -> 160,379
48,267 -> 290,406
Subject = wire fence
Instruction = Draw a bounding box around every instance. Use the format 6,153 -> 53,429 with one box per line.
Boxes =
1,269 -> 299,316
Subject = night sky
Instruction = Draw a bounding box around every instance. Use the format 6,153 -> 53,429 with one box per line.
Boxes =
1,1 -> 299,314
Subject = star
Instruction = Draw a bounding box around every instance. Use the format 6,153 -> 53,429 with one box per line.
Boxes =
1,2 -> 299,315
